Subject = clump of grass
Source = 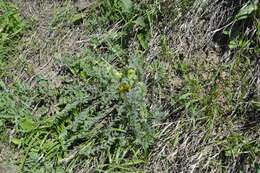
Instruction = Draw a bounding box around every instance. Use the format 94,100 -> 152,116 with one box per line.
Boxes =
0,0 -> 29,142
0,0 -> 28,75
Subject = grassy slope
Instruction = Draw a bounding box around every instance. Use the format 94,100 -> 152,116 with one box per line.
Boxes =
0,0 -> 259,172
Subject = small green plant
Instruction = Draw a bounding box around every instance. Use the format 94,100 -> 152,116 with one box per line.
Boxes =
0,0 -> 28,75
223,0 -> 259,51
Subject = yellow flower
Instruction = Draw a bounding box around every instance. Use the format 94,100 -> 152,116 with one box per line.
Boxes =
118,84 -> 131,92
127,69 -> 136,80
114,71 -> 123,79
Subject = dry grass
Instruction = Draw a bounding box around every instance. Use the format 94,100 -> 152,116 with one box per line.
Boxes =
143,0 -> 259,172
10,0 -> 90,88
0,142 -> 19,173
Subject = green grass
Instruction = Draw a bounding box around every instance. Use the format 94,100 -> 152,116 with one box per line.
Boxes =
0,0 -> 259,172
0,0 -> 28,76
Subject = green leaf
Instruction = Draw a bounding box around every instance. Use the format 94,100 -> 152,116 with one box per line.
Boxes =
122,159 -> 145,166
235,0 -> 258,21
20,116 -> 36,132
120,0 -> 133,13
137,33 -> 148,50
225,150 -> 233,157
134,17 -> 146,28
0,120 -> 3,127
70,13 -> 86,24
257,23 -> 260,36
228,40 -> 238,49
179,93 -> 192,100
11,138 -> 21,145
223,26 -> 231,36
0,80 -> 6,90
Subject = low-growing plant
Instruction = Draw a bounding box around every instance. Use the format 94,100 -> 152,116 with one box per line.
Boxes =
0,0 -> 28,74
